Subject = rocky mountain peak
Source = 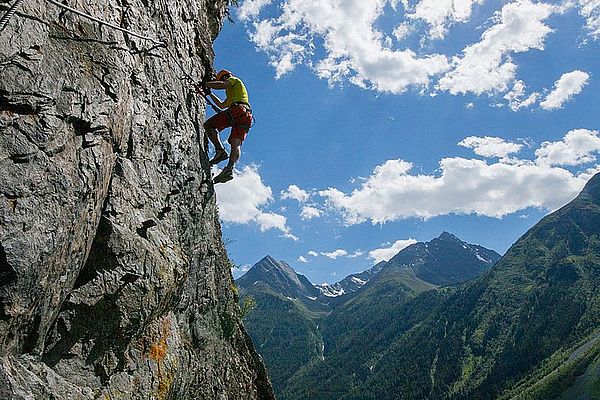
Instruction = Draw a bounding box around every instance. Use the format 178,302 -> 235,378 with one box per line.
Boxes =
255,255 -> 292,273
437,231 -> 460,241
386,233 -> 500,286
248,255 -> 292,279
238,255 -> 320,301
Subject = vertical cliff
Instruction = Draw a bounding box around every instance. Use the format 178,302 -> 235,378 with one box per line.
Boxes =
0,0 -> 274,398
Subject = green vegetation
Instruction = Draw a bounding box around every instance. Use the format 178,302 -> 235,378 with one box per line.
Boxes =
279,175 -> 600,399
242,290 -> 324,394
499,332 -> 600,400
240,295 -> 256,319
237,177 -> 600,400
220,312 -> 236,339
283,288 -> 450,400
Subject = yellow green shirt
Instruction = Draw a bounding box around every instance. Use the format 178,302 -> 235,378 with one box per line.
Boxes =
223,76 -> 250,108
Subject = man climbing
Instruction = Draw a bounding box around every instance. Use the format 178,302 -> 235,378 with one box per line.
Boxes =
199,69 -> 253,184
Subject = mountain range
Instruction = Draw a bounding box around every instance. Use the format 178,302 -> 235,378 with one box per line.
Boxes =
239,172 -> 600,399
238,232 -> 501,395
241,173 -> 600,399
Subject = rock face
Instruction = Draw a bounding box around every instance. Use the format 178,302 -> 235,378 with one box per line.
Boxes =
0,0 -> 274,398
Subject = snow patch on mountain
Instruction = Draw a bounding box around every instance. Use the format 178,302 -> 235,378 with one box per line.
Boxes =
351,277 -> 367,285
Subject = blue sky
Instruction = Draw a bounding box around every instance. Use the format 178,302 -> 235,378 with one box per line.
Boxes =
211,0 -> 600,284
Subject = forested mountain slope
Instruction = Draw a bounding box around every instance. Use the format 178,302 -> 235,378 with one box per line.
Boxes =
285,173 -> 600,399
239,235 -> 500,398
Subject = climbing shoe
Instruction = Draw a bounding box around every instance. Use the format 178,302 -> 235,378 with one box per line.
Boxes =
213,168 -> 233,184
210,149 -> 229,165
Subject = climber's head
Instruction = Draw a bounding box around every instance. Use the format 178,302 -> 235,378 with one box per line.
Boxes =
216,69 -> 232,81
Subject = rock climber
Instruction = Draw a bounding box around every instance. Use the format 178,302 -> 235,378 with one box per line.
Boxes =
198,69 -> 253,184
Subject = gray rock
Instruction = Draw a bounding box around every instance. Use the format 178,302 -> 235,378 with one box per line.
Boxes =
0,0 -> 274,398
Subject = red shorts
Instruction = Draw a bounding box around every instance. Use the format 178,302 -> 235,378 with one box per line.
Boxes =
206,104 -> 252,144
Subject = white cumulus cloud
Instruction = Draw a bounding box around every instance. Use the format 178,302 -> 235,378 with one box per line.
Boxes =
578,0 -> 600,39
368,239 -> 418,263
308,250 -> 319,257
503,80 -> 539,111
238,0 -> 273,21
392,23 -> 412,41
298,256 -> 308,263
407,0 -> 485,39
240,0 -> 450,93
216,165 -> 296,239
319,129 -> 598,224
539,70 -> 590,110
281,184 -> 310,202
535,129 -> 600,166
255,212 -> 298,241
300,206 -> 323,220
438,0 -> 555,95
231,263 -> 252,279
349,250 -> 364,258
459,136 -> 523,158
238,0 -> 599,106
321,249 -> 348,259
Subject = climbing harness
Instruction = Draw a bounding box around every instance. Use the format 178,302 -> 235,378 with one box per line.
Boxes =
0,0 -> 24,32
224,103 -> 253,131
233,102 -> 255,129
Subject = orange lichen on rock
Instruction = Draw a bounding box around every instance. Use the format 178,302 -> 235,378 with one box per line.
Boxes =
146,317 -> 175,399
148,337 -> 168,363
148,317 -> 171,364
